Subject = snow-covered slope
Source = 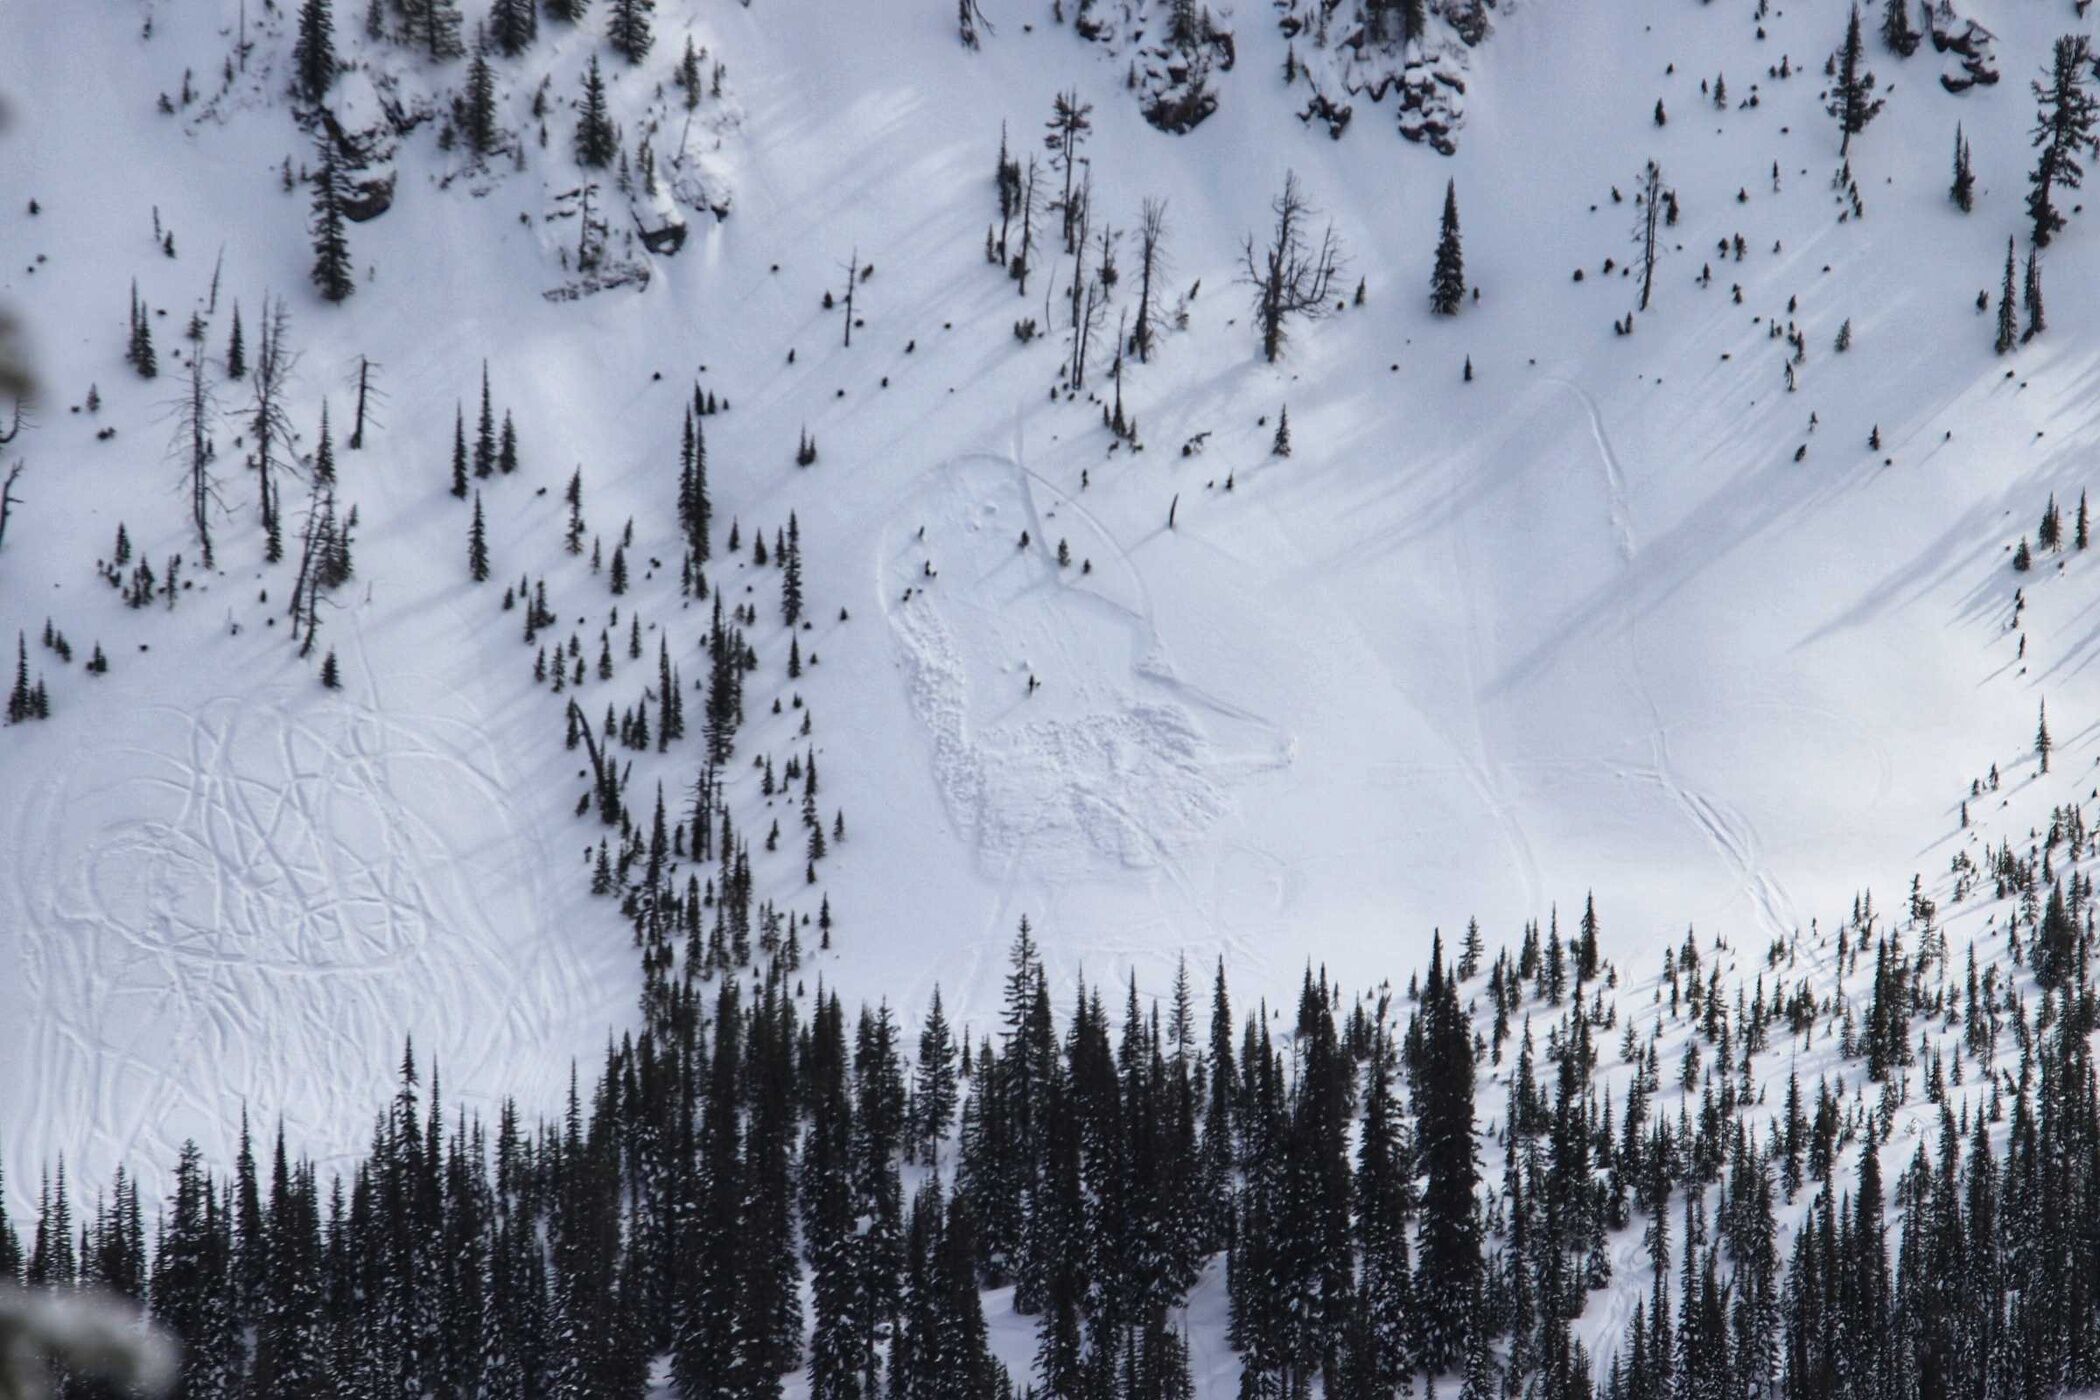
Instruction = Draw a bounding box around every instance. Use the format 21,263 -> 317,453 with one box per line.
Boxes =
4,0 -> 2098,1211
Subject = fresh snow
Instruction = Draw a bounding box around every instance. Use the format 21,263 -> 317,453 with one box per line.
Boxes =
2,0 -> 2096,1224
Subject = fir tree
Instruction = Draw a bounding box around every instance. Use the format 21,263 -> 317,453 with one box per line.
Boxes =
2028,35 -> 2095,248
465,45 -> 499,156
1951,123 -> 1975,212
607,0 -> 653,63
309,136 -> 355,303
1996,239 -> 2018,354
1881,0 -> 1918,57
469,491 -> 490,582
1431,178 -> 1465,316
575,56 -> 616,168
781,513 -> 804,625
1826,7 -> 1885,157
225,302 -> 246,378
2023,246 -> 2046,341
451,407 -> 469,498
295,0 -> 336,104
488,0 -> 537,53
2036,699 -> 2051,773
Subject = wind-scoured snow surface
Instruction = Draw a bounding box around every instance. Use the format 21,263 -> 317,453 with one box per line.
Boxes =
1,0 -> 2094,1204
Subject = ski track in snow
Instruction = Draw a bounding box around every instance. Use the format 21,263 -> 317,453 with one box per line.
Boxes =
1548,376 -> 1802,946
6,688 -> 585,1177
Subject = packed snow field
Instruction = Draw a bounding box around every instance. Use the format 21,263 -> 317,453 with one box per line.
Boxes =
6,0 -> 2100,1387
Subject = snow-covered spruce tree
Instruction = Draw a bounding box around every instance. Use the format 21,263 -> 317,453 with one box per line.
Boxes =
487,0 -> 536,54
1826,6 -> 1884,158
544,0 -> 589,22
2023,246 -> 2045,341
450,406 -> 468,498
1411,932 -> 1482,1371
473,364 -> 495,478
294,0 -> 336,105
2028,35 -> 2095,249
574,56 -> 617,169
309,137 -> 355,303
128,282 -> 158,377
1272,405 -> 1290,457
1951,123 -> 1974,213
607,0 -> 652,63
464,46 -> 499,157
1431,178 -> 1465,315
780,513 -> 803,625
1880,0 -> 1918,58
414,0 -> 464,60
469,491 -> 489,582
1241,170 -> 1343,362
224,302 -> 246,378
1996,239 -> 2018,354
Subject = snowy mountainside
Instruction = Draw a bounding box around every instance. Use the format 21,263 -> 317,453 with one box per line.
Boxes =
1,0 -> 2098,1237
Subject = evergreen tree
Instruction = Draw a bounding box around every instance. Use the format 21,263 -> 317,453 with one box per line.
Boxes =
465,46 -> 499,156
1826,7 -> 1885,156
1431,179 -> 1465,316
1411,934 -> 1481,1371
310,136 -> 355,303
1951,123 -> 1975,212
295,0 -> 336,104
451,407 -> 469,498
575,56 -> 617,168
608,0 -> 653,63
225,302 -> 246,378
1996,239 -> 2018,354
489,0 -> 537,53
2028,35 -> 2095,248
469,491 -> 490,582
2023,245 -> 2046,341
1881,0 -> 1918,57
781,513 -> 804,625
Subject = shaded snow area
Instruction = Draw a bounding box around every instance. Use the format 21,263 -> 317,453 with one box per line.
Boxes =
4,0 -> 2100,1234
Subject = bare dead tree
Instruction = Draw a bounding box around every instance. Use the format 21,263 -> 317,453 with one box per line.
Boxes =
170,354 -> 221,570
249,297 -> 302,564
1635,159 -> 1669,313
0,461 -> 22,554
1067,173 -> 1092,343
1045,89 -> 1093,253
1132,197 -> 1168,363
1241,171 -> 1343,363
349,355 -> 384,449
841,248 -> 861,347
1013,156 -> 1042,296
959,0 -> 993,48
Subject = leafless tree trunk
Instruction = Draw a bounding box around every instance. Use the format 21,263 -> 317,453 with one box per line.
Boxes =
1014,157 -> 1041,296
0,461 -> 23,554
1241,171 -> 1343,363
349,355 -> 382,449
1636,160 -> 1668,313
1045,89 -> 1093,252
1133,197 -> 1168,363
841,249 -> 860,347
172,355 -> 220,569
249,296 -> 301,563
